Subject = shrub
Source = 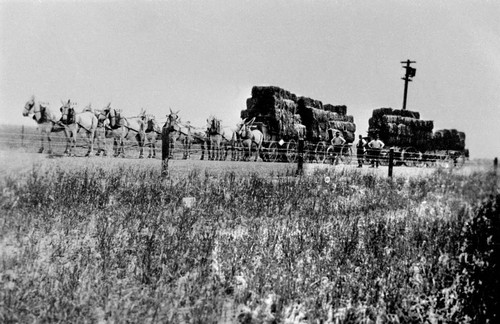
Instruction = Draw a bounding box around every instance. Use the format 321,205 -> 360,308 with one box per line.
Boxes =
458,193 -> 500,323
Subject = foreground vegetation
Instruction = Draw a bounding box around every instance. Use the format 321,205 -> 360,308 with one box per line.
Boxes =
0,162 -> 498,323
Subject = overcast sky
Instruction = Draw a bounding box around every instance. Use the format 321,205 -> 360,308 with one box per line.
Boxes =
1,0 -> 499,158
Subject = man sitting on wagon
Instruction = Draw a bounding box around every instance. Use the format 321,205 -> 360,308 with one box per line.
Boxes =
331,131 -> 346,165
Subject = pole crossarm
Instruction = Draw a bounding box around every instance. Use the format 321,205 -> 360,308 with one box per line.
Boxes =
401,59 -> 416,110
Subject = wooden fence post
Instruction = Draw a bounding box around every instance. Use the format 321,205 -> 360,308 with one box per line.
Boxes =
388,148 -> 394,178
161,124 -> 170,177
296,138 -> 304,176
494,157 -> 498,177
21,125 -> 25,147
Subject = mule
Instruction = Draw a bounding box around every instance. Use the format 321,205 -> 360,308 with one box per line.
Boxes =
22,96 -> 67,154
99,104 -> 146,158
59,100 -> 98,156
206,116 -> 224,160
165,109 -> 201,159
93,108 -> 110,156
236,118 -> 264,162
144,114 -> 161,158
221,128 -> 239,161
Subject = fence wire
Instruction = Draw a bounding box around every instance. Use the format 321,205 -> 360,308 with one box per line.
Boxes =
0,127 -> 468,168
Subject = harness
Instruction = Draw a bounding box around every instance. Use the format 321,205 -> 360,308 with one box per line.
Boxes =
29,103 -> 49,123
61,107 -> 76,125
208,118 -> 222,136
145,118 -> 161,134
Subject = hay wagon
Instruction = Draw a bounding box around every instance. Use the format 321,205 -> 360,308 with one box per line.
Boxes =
250,121 -> 354,164
368,108 -> 468,167
242,86 -> 357,164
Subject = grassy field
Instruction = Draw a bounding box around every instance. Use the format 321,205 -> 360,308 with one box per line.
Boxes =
0,148 -> 498,323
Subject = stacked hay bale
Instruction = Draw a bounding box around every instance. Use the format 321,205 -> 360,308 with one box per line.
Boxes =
368,107 -> 434,150
432,129 -> 466,151
241,86 -> 356,143
297,99 -> 355,142
242,86 -> 302,139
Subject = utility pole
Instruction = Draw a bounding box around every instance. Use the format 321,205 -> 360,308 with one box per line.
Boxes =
401,60 -> 416,110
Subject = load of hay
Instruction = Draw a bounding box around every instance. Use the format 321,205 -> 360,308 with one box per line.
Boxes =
368,107 -> 434,150
242,86 -> 356,143
432,129 -> 466,151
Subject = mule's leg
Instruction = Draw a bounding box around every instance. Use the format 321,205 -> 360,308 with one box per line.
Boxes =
136,133 -> 144,159
46,136 -> 52,154
113,138 -> 119,157
120,136 -> 126,158
254,142 -> 262,162
38,131 -> 44,153
95,128 -> 106,156
182,139 -> 187,159
147,140 -> 152,158
186,140 -> 191,159
63,129 -> 70,155
85,131 -> 94,157
70,129 -> 77,156
200,142 -> 205,160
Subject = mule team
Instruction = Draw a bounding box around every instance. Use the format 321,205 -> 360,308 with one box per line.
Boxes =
22,96 -> 263,161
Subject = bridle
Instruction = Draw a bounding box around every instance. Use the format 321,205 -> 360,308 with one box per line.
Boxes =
165,113 -> 180,133
145,115 -> 161,134
24,100 -> 46,123
60,105 -> 75,124
208,118 -> 222,136
237,123 -> 250,139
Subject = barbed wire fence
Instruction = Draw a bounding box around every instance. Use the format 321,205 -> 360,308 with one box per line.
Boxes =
0,125 -> 477,174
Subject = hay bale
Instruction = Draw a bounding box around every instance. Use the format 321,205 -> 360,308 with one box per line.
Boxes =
245,96 -> 298,119
387,122 -> 398,134
246,98 -> 258,111
324,104 -> 347,115
372,108 -> 394,118
329,120 -> 356,133
252,86 -> 286,100
432,129 -> 466,151
298,96 -> 323,110
372,107 -> 420,119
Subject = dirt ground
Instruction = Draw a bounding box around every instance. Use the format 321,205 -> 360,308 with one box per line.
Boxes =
0,148 -> 489,181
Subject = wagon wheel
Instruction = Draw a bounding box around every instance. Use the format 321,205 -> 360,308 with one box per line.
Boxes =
455,152 -> 466,168
315,142 -> 327,163
286,140 -> 297,163
267,142 -> 279,163
403,147 -> 422,167
342,145 -> 353,164
379,150 -> 389,166
325,146 -> 335,164
450,151 -> 465,168
436,154 -> 453,169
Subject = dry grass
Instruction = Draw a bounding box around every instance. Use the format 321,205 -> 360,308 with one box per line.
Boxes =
0,148 -> 498,323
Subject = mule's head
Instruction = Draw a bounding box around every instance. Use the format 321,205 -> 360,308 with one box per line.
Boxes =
236,117 -> 254,138
207,116 -> 221,135
235,121 -> 247,139
60,100 -> 75,124
145,114 -> 159,132
23,96 -> 35,117
164,108 -> 180,131
94,109 -> 107,123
